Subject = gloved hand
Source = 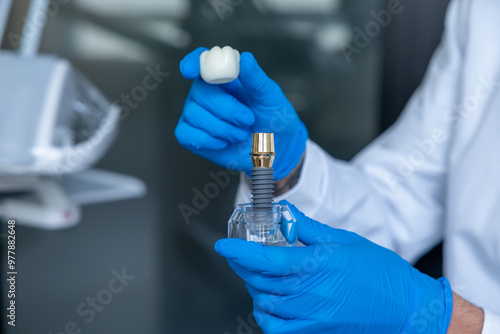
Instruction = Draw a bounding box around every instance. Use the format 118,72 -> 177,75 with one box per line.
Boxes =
215,201 -> 453,334
175,47 -> 308,180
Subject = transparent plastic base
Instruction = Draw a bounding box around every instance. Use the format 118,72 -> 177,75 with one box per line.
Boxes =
228,203 -> 298,246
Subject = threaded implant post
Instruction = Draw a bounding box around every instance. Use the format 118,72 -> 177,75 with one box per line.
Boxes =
251,167 -> 274,207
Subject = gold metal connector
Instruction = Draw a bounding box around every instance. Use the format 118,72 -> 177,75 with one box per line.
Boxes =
251,133 -> 275,168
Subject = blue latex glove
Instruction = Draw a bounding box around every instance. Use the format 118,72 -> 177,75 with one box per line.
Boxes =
175,47 -> 308,180
215,201 -> 453,334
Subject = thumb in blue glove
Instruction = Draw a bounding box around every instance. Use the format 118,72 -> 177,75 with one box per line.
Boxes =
215,200 -> 453,334
175,47 -> 308,180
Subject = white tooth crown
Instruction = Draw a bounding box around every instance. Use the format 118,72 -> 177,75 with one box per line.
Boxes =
200,46 -> 240,84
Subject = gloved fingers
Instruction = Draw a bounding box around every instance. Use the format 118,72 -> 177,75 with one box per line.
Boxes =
219,79 -> 252,107
226,260 -> 261,285
189,79 -> 256,127
179,47 -> 209,80
247,284 -> 307,320
281,200 -> 363,246
239,52 -> 285,109
247,278 -> 329,321
227,261 -> 301,295
182,102 -> 251,142
255,304 -> 322,334
232,256 -> 323,296
215,238 -> 316,276
253,303 -> 290,334
174,119 -> 229,151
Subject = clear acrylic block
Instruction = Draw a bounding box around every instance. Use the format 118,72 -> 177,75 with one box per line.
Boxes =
228,203 -> 298,246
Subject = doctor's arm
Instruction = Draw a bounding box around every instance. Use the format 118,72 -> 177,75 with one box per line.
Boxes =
449,294 -> 484,333
449,298 -> 500,334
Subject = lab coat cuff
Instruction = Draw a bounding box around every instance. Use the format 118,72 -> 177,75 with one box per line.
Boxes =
273,140 -> 327,216
482,309 -> 500,334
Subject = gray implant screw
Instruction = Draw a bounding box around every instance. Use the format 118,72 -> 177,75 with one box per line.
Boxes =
251,167 -> 274,207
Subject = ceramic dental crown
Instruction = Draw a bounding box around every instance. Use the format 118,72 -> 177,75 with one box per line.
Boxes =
199,46 -> 240,84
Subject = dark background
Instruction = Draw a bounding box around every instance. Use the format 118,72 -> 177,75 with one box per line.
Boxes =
1,0 -> 449,333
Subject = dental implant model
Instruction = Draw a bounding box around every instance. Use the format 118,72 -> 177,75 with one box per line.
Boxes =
228,133 -> 298,246
250,133 -> 275,208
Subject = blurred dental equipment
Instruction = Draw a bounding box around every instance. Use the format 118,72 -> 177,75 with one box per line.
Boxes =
0,0 -> 146,230
251,0 -> 341,14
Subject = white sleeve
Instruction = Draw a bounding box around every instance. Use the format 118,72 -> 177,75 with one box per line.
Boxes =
482,310 -> 500,334
235,0 -> 469,263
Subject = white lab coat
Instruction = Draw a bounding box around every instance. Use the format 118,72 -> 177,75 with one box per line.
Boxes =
236,0 -> 500,332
